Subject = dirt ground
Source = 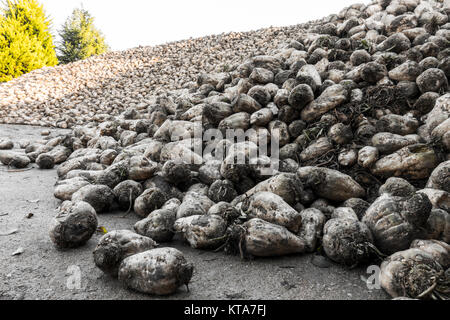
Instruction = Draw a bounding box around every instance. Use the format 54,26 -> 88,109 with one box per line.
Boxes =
0,124 -> 389,300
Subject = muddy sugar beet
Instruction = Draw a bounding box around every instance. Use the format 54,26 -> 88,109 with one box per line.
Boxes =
49,201 -> 98,249
93,230 -> 158,277
380,240 -> 449,299
1,0 -> 447,299
118,248 -> 194,295
227,218 -> 307,257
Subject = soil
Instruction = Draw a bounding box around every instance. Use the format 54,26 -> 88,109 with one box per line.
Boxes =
0,124 -> 389,300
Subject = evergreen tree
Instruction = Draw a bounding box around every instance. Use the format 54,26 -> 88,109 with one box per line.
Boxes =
57,8 -> 108,64
0,0 -> 58,82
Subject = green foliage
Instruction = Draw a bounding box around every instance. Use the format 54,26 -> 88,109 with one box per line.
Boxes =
57,8 -> 108,64
0,0 -> 58,82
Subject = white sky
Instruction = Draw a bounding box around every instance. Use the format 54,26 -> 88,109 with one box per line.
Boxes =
40,0 -> 372,51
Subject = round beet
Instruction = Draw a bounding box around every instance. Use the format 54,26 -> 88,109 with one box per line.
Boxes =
49,201 -> 98,249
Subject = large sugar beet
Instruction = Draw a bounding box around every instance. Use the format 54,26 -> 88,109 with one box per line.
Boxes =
133,187 -> 167,218
236,173 -> 304,206
371,144 -> 438,180
418,188 -> 450,212
420,94 -> 449,141
49,201 -> 98,248
173,214 -> 227,249
72,184 -> 115,213
128,155 -> 159,181
301,84 -> 347,122
118,248 -> 194,295
0,138 -> 13,150
207,202 -> 240,224
424,209 -> 450,243
380,242 -> 448,299
93,230 -> 157,277
229,218 -> 306,257
241,191 -> 302,233
410,240 -> 449,269
297,166 -> 365,202
362,192 -> 432,254
159,139 -> 203,165
371,132 -> 422,154
426,160 -> 450,192
113,180 -> 143,210
379,177 -> 415,197
95,160 -> 130,189
56,156 -> 98,178
0,151 -> 30,168
322,218 -> 374,267
53,177 -> 90,201
297,208 -> 326,253
134,199 -> 180,242
176,188 -> 214,219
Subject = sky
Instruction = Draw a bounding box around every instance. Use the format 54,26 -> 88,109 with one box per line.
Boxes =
40,0 -> 372,51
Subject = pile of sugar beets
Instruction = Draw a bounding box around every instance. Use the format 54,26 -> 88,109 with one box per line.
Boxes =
1,0 -> 450,299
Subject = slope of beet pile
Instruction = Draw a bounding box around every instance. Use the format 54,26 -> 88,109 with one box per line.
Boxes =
0,0 -> 449,299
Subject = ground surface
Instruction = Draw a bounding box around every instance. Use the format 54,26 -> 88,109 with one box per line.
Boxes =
0,124 -> 389,300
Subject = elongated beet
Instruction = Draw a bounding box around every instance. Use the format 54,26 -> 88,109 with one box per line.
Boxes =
93,230 -> 157,277
118,248 -> 194,295
174,214 -> 227,249
241,191 -> 302,233
229,218 -> 306,257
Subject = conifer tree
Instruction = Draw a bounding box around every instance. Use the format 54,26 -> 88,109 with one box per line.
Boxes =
57,8 -> 108,64
0,0 -> 58,82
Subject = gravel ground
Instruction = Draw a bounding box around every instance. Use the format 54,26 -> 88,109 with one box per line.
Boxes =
0,124 -> 389,300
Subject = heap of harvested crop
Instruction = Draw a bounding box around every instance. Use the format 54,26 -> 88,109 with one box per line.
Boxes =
0,21 -> 328,128
1,0 -> 449,299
